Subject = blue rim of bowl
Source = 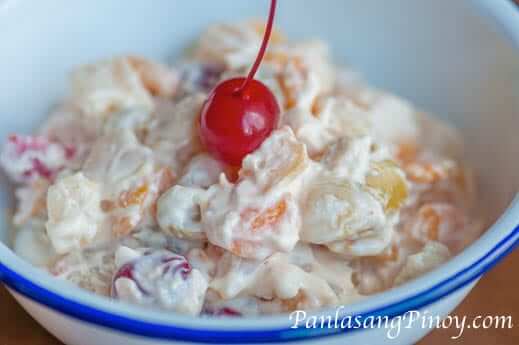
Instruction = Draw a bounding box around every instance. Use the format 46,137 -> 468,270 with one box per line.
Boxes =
0,0 -> 518,343
0,222 -> 517,343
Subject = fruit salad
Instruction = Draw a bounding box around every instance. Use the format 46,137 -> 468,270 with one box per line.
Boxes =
1,20 -> 482,317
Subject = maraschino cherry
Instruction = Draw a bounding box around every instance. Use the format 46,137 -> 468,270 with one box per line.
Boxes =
199,0 -> 280,166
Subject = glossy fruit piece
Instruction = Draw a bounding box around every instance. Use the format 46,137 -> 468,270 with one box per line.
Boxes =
366,160 -> 409,212
199,77 -> 280,165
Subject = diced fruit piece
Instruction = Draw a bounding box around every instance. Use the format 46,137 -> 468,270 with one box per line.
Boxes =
178,153 -> 225,189
203,182 -> 300,260
240,126 -> 308,192
406,203 -> 478,252
71,57 -> 154,118
301,177 -> 386,246
366,160 -> 408,212
320,136 -> 372,183
119,184 -> 149,208
0,134 -> 72,183
251,199 -> 287,230
156,185 -> 207,240
46,173 -> 103,254
199,77 -> 280,166
111,250 -> 208,315
127,56 -> 179,97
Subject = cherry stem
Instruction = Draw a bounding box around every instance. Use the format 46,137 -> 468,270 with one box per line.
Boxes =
236,0 -> 277,95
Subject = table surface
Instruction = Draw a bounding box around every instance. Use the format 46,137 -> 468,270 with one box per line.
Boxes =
1,246 -> 518,345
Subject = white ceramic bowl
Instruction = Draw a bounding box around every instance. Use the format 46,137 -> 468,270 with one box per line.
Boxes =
0,1 -> 518,344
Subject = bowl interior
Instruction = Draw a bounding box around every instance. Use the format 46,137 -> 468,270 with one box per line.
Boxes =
0,0 -> 517,310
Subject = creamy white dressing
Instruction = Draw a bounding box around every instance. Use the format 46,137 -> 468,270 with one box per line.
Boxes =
1,20 -> 482,317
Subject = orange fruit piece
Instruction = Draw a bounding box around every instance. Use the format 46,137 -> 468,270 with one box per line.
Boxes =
251,199 -> 287,231
119,184 -> 149,208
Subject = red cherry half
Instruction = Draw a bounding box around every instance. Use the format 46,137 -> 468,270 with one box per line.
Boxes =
199,77 -> 279,166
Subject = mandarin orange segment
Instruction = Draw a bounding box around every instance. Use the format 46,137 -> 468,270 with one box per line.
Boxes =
100,199 -> 116,213
395,141 -> 419,164
276,74 -> 297,109
273,141 -> 307,188
28,179 -> 49,220
240,135 -> 307,192
119,184 -> 149,208
271,56 -> 305,110
112,216 -> 134,237
230,240 -> 258,258
264,51 -> 289,65
251,199 -> 287,230
418,205 -> 441,241
281,291 -> 306,312
310,94 -> 326,117
150,167 -> 176,221
264,50 -> 304,65
372,244 -> 399,263
452,165 -> 473,198
127,56 -> 176,97
127,56 -> 160,95
404,162 -> 445,184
